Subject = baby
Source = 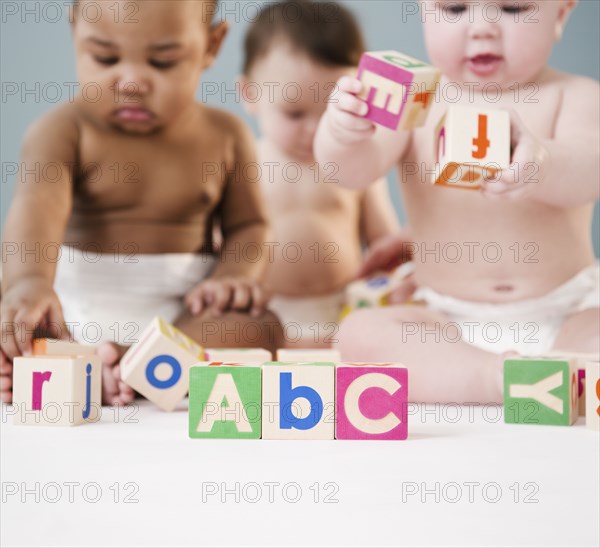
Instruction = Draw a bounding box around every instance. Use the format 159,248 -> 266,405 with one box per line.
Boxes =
241,0 -> 400,348
0,0 -> 283,405
315,0 -> 599,401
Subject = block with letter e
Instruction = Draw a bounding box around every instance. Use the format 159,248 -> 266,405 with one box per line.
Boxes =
357,50 -> 441,131
189,364 -> 262,439
12,355 -> 101,426
120,317 -> 204,411
504,358 -> 579,426
433,105 -> 510,190
335,363 -> 408,440
262,362 -> 335,440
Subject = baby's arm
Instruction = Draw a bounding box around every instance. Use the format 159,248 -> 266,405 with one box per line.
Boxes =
184,118 -> 270,317
1,107 -> 77,357
360,177 -> 401,245
314,77 -> 411,190
486,77 -> 600,205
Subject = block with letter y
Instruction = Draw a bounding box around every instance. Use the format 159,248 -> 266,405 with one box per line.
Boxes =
504,358 -> 579,426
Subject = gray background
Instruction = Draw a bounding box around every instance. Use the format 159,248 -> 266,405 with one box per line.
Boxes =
1,0 -> 599,253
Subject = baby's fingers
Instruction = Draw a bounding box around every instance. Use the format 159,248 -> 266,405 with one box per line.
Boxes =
211,282 -> 233,316
231,283 -> 251,311
185,285 -> 209,315
336,75 -> 363,95
250,285 -> 268,317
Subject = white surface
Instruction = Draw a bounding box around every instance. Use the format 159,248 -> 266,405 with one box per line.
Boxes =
1,401 -> 598,548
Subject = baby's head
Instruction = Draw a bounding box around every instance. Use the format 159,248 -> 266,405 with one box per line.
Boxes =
421,0 -> 576,88
72,0 -> 227,134
242,0 -> 364,162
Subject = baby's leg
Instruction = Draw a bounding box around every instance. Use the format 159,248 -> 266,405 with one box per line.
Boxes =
337,306 -> 503,403
553,308 -> 600,354
176,310 -> 285,354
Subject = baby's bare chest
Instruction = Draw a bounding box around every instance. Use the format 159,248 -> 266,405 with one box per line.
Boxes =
73,129 -> 225,220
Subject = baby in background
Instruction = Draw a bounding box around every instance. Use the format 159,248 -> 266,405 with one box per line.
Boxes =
0,0 -> 283,405
241,0 -> 400,348
315,0 -> 599,401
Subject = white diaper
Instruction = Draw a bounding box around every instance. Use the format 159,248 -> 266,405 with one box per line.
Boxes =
413,263 -> 599,355
54,247 -> 215,345
268,291 -> 345,336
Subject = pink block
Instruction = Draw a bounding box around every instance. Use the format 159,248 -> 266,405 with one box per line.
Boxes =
357,53 -> 414,130
336,365 -> 408,440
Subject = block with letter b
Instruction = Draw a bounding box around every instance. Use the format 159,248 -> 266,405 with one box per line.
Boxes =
433,105 -> 510,190
357,50 -> 441,131
12,355 -> 101,426
189,364 -> 262,439
585,360 -> 600,430
262,362 -> 335,440
504,358 -> 579,426
120,317 -> 204,411
335,363 -> 408,440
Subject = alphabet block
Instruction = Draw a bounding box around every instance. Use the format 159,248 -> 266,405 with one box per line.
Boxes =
433,105 -> 510,190
504,358 -> 579,426
204,348 -> 272,363
120,317 -> 204,412
357,50 -> 441,130
585,360 -> 600,431
12,355 -> 101,426
544,351 -> 599,415
345,264 -> 415,309
262,362 -> 335,439
276,349 -> 341,362
32,338 -> 96,356
335,363 -> 408,440
189,365 -> 262,439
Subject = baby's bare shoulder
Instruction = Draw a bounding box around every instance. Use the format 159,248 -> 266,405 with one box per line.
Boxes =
199,104 -> 252,141
544,70 -> 599,100
21,102 -> 81,160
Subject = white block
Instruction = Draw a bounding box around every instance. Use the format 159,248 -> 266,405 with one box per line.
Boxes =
433,105 -> 510,190
204,348 -> 272,363
32,338 -> 96,356
262,362 -> 335,439
13,355 -> 101,426
276,348 -> 341,362
120,317 -> 204,412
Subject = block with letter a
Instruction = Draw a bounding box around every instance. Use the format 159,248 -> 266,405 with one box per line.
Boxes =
433,105 -> 510,190
357,50 -> 441,131
12,355 -> 101,426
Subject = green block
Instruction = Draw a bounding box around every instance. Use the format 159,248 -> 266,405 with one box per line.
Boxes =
504,359 -> 578,426
262,362 -> 336,366
189,366 -> 261,439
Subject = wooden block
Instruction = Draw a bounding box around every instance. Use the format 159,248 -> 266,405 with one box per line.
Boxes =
12,355 -> 101,426
357,50 -> 441,130
120,317 -> 204,412
335,363 -> 408,440
32,338 -> 96,356
204,348 -> 272,363
189,365 -> 261,439
433,105 -> 510,190
585,360 -> 600,431
504,358 -> 579,426
345,263 -> 415,309
543,351 -> 599,416
262,362 -> 335,439
276,348 -> 341,362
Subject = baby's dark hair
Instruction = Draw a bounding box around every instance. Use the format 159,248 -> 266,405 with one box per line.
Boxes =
243,0 -> 365,75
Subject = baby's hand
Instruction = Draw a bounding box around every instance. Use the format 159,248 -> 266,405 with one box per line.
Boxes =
0,278 -> 70,359
325,76 -> 376,145
481,110 -> 548,200
357,230 -> 414,278
185,276 -> 268,318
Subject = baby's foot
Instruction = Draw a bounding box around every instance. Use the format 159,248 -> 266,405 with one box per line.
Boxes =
0,349 -> 13,403
97,342 -> 135,406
